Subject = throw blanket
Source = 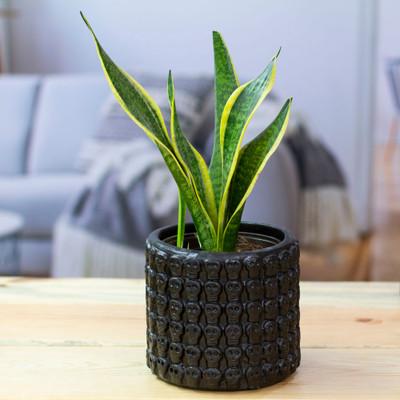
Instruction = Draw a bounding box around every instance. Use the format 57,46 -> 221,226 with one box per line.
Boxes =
70,138 -> 177,248
285,123 -> 357,246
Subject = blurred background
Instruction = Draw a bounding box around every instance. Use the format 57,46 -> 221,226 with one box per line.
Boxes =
0,0 -> 398,281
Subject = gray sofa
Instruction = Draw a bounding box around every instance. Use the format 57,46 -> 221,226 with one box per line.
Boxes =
0,75 -> 299,276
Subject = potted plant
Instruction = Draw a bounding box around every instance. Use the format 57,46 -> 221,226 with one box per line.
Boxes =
82,13 -> 300,391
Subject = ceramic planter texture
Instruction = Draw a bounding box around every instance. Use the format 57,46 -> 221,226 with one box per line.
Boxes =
145,223 -> 300,390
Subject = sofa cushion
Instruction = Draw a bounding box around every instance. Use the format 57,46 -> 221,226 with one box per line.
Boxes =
0,76 -> 39,175
0,174 -> 86,237
28,75 -> 109,173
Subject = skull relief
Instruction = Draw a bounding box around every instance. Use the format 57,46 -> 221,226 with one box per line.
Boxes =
246,279 -> 263,301
186,302 -> 201,323
264,277 -> 278,298
226,302 -> 243,324
168,277 -> 183,299
247,301 -> 262,322
278,295 -> 289,315
204,281 -> 221,302
169,320 -> 184,342
225,324 -> 242,346
184,366 -> 201,387
263,254 -> 278,277
147,288 -> 156,311
185,279 -> 201,301
204,347 -> 222,368
185,345 -> 201,366
246,344 -> 263,365
244,256 -> 261,279
168,342 -> 183,363
205,260 -> 221,280
156,335 -> 169,357
225,280 -> 243,302
156,315 -> 168,335
155,252 -> 167,273
204,325 -> 222,346
168,363 -> 184,385
263,342 -> 278,363
169,299 -> 183,321
246,366 -> 263,389
156,294 -> 168,316
225,258 -> 241,280
263,299 -> 278,319
277,272 -> 289,293
203,368 -> 222,388
185,259 -> 200,279
146,265 -> 156,286
279,250 -> 291,272
246,322 -> 263,344
204,303 -> 222,324
263,320 -> 278,341
148,311 -> 157,331
225,367 -> 241,388
156,357 -> 169,378
155,272 -> 168,293
148,331 -> 157,353
225,346 -> 242,367
277,315 -> 289,336
169,256 -> 182,277
185,323 -> 202,345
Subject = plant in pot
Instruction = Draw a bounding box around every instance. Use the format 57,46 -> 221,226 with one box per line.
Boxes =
82,13 -> 300,391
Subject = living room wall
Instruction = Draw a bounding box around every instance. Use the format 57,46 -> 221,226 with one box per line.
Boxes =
8,0 -> 376,231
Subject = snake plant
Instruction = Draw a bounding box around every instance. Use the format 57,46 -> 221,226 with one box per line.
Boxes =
81,12 -> 292,252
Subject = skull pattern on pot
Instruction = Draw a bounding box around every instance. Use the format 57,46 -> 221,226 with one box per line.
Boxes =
184,345 -> 201,366
184,279 -> 201,301
225,324 -> 242,346
185,323 -> 202,345
185,366 -> 201,387
186,302 -> 201,323
225,258 -> 241,280
225,367 -> 242,388
205,281 -> 222,302
225,346 -> 242,367
184,259 -> 200,279
145,223 -> 301,390
204,325 -> 222,346
205,260 -> 221,280
169,299 -> 183,320
168,277 -> 183,299
226,302 -> 243,324
225,280 -> 243,302
168,342 -> 183,363
204,347 -> 222,368
204,303 -> 222,324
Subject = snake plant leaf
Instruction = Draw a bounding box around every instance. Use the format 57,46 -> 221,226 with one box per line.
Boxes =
167,72 -> 217,225
209,31 -> 239,205
81,12 -> 217,250
81,12 -> 170,146
222,98 -> 292,250
216,56 -> 278,247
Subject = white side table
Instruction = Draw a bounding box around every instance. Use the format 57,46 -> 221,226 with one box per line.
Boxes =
0,211 -> 23,275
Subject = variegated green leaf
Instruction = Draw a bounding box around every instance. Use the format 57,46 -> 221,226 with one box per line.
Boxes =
222,98 -> 292,250
167,71 -> 217,225
216,56 -> 278,248
209,31 -> 239,205
81,12 -> 217,250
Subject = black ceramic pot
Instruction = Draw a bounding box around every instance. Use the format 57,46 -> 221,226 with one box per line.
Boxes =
145,223 -> 300,391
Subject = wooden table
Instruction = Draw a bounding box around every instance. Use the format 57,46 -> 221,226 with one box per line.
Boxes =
0,278 -> 399,399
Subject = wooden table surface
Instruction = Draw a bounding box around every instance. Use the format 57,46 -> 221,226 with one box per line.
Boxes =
0,278 -> 399,399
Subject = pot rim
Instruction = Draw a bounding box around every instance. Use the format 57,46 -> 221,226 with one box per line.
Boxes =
147,221 -> 296,257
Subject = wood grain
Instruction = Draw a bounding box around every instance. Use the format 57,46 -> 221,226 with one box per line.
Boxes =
0,279 -> 399,399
